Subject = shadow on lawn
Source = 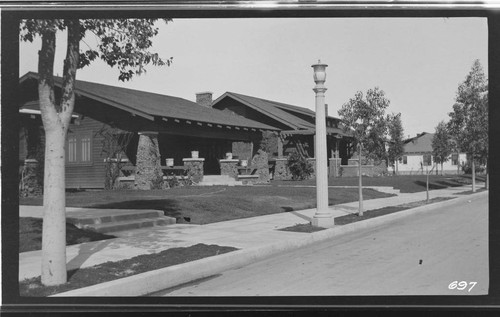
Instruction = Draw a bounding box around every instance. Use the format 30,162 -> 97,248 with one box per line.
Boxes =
435,180 -> 464,188
414,180 -> 447,190
88,199 -> 183,220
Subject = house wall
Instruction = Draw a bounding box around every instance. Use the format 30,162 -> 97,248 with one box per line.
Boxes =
65,115 -> 109,189
394,153 -> 466,175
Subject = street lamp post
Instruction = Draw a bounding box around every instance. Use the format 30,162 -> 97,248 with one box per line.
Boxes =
311,60 -> 335,228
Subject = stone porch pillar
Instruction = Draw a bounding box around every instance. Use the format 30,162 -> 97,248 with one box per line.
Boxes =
219,159 -> 239,180
135,131 -> 163,190
183,158 -> 205,183
20,159 -> 43,196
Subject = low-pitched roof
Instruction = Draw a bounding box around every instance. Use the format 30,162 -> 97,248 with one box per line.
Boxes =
19,72 -> 278,131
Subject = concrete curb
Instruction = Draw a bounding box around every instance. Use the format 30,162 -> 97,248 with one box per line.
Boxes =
52,190 -> 488,297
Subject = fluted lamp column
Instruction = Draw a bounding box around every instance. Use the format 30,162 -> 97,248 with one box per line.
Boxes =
311,60 -> 335,228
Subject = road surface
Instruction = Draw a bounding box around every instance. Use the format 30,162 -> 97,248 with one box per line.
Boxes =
154,194 -> 488,296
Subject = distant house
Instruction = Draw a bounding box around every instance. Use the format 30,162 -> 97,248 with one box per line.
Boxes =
19,73 -> 355,189
394,132 -> 466,175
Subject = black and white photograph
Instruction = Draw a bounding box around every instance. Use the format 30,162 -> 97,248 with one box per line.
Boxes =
1,0 -> 498,313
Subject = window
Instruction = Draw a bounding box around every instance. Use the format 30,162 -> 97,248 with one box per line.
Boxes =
402,156 -> 407,164
451,153 -> 459,165
67,132 -> 92,164
68,137 -> 78,162
81,137 -> 91,162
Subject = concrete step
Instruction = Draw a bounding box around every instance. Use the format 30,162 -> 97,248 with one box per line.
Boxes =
198,175 -> 243,186
369,186 -> 401,195
79,216 -> 176,234
67,210 -> 164,226
65,209 -> 176,234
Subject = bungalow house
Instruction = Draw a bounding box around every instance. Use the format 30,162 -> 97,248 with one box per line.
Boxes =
394,132 -> 466,175
19,72 -> 354,189
19,72 -> 279,189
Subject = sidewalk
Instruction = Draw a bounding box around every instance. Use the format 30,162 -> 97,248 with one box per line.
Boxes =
19,183 -> 487,295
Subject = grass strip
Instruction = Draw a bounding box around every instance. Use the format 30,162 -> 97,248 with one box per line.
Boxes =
20,243 -> 238,297
334,197 -> 455,225
454,188 -> 488,195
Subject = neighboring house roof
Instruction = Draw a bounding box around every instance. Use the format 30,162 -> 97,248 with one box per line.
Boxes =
19,72 -> 278,131
213,92 -> 349,136
403,132 -> 434,154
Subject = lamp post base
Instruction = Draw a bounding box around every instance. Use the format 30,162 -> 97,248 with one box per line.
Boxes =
312,214 -> 336,228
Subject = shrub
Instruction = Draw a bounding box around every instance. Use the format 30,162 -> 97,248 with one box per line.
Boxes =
461,161 -> 485,174
287,152 -> 314,180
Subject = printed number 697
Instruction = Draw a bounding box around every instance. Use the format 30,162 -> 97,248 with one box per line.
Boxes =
448,281 -> 477,292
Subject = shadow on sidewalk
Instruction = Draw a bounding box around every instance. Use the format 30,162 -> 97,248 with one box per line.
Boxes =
66,239 -> 115,278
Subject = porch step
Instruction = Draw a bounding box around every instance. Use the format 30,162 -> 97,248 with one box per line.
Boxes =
198,175 -> 243,186
365,186 -> 401,195
66,209 -> 176,234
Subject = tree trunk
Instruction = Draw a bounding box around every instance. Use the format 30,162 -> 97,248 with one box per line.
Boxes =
358,143 -> 363,216
41,128 -> 67,285
472,155 -> 476,193
39,19 -> 80,286
485,164 -> 489,190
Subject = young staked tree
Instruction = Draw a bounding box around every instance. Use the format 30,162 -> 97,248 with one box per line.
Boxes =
387,113 -> 405,175
447,59 -> 488,192
20,19 -> 172,286
338,87 -> 391,162
432,121 -> 453,176
338,87 -> 391,216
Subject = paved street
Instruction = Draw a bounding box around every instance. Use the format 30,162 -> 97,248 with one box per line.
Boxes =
155,193 -> 488,296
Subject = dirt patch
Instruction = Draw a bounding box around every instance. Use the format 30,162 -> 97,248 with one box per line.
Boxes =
278,223 -> 327,233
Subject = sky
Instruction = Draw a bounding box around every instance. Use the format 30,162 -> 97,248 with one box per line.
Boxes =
19,17 -> 488,138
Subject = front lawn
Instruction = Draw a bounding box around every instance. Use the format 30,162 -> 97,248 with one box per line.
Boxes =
271,174 -> 486,193
20,186 -> 394,225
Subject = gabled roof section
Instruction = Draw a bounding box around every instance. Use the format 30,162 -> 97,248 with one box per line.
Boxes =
404,132 -> 434,153
214,92 -> 317,130
19,72 -> 278,131
213,91 -> 342,132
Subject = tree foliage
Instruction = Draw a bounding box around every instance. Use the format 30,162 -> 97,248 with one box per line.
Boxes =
338,87 -> 390,161
447,59 -> 488,160
21,19 -> 172,81
432,121 -> 453,174
387,112 -> 405,166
